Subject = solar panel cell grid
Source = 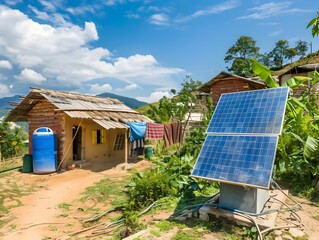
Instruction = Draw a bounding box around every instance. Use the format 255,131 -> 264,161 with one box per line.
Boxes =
192,87 -> 289,189
192,135 -> 278,189
207,87 -> 289,135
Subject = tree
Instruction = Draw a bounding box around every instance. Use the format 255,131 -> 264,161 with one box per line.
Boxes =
0,121 -> 27,159
307,12 -> 319,37
286,48 -> 297,63
146,76 -> 203,124
224,36 -> 260,76
258,52 -> 272,68
295,40 -> 309,57
270,40 -> 289,68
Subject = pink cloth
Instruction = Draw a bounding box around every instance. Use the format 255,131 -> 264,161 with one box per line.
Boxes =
146,123 -> 164,139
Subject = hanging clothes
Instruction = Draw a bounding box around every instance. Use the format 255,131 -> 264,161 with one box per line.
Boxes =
128,122 -> 146,142
146,123 -> 164,139
130,138 -> 145,156
164,122 -> 183,147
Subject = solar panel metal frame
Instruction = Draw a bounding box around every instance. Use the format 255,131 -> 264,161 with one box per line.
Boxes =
206,87 -> 289,135
191,135 -> 278,189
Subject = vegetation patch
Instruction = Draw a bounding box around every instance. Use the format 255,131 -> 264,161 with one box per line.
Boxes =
0,177 -> 36,215
81,177 -> 129,208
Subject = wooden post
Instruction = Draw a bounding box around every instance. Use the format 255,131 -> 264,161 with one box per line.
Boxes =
125,129 -> 128,164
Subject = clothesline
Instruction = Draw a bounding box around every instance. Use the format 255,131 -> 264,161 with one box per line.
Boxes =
128,122 -> 184,147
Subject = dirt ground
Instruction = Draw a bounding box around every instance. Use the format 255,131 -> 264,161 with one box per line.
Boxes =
0,160 -> 151,240
0,160 -> 318,240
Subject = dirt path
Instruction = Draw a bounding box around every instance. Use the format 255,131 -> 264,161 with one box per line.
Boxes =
0,161 -> 318,240
0,163 -> 131,239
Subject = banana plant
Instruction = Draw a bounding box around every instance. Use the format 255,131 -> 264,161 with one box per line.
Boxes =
251,59 -> 319,181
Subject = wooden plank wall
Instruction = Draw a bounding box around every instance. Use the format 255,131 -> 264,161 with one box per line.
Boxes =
28,100 -> 65,163
210,78 -> 263,104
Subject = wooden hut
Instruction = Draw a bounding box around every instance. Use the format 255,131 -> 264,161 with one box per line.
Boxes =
278,64 -> 319,97
6,88 -> 153,169
198,71 -> 266,105
278,63 -> 319,85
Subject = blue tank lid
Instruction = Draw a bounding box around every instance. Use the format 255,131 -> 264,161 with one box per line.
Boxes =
33,127 -> 54,135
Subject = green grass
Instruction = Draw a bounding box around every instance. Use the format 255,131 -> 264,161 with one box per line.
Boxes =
0,158 -> 23,172
0,177 -> 36,217
312,215 -> 319,221
172,228 -> 204,240
57,202 -> 72,211
156,220 -> 177,232
81,177 -> 130,207
150,229 -> 161,237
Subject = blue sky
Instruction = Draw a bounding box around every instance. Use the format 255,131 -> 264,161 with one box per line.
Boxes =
0,0 -> 317,102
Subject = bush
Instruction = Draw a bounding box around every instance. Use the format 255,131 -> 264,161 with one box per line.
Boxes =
126,169 -> 177,211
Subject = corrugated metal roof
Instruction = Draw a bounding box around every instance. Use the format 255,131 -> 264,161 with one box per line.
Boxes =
198,71 -> 266,93
6,88 -> 153,125
93,119 -> 128,130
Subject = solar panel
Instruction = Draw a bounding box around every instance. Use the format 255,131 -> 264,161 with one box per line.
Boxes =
191,135 -> 278,189
207,87 -> 289,135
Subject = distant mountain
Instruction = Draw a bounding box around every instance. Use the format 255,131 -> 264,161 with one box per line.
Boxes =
0,92 -> 148,118
97,92 -> 148,109
0,95 -> 20,117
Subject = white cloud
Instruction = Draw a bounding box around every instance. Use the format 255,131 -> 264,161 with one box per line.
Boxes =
4,0 -> 23,6
0,83 -> 9,95
238,2 -> 311,20
139,6 -> 173,13
38,0 -> 59,12
149,13 -> 169,26
269,30 -> 282,37
0,6 -> 184,95
29,5 -> 71,26
176,0 -> 240,22
0,73 -> 8,81
0,60 -> 13,69
126,13 -> 140,19
136,91 -> 173,103
15,68 -> 46,84
89,83 -> 112,94
66,6 -> 96,15
117,83 -> 138,91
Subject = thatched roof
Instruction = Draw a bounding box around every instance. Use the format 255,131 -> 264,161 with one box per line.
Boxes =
198,71 -> 265,93
6,88 -> 153,128
278,63 -> 319,78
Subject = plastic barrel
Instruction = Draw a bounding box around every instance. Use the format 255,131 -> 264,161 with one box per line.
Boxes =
144,146 -> 153,160
32,127 -> 57,174
22,154 -> 33,173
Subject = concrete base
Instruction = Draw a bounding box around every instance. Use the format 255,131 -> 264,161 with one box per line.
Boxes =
199,189 -> 288,229
220,183 -> 269,214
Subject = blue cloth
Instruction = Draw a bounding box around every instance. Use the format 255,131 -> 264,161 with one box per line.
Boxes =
128,122 -> 147,142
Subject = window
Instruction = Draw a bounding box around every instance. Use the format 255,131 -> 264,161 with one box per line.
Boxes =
113,134 -> 125,151
92,129 -> 106,144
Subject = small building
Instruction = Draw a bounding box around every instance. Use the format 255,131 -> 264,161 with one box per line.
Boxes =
278,64 -> 319,97
6,88 -> 153,169
198,71 -> 266,105
278,63 -> 319,85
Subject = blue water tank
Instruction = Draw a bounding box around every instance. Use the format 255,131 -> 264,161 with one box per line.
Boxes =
32,127 -> 57,174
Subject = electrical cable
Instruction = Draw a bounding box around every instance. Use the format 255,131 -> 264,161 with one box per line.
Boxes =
271,179 -> 302,209
170,191 -> 304,240
271,197 -> 302,223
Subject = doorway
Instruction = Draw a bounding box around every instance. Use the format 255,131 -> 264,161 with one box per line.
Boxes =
72,126 -> 82,161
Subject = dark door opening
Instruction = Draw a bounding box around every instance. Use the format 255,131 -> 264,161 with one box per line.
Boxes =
72,126 -> 82,161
